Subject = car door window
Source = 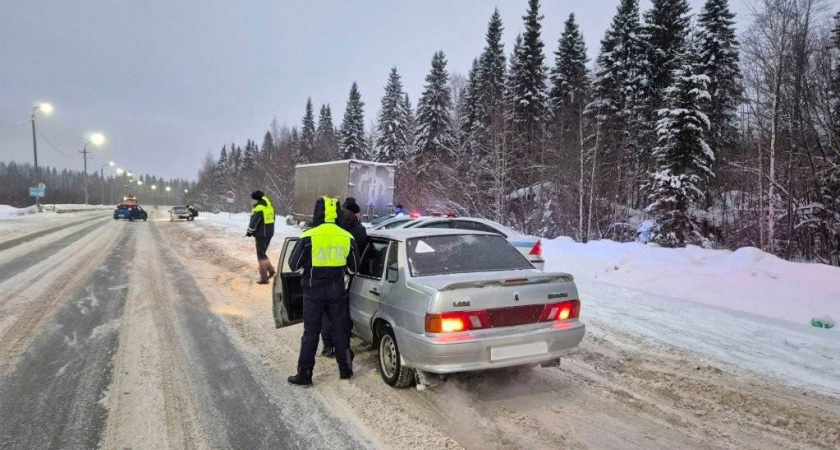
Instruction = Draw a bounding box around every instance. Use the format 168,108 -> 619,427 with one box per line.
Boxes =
359,241 -> 389,279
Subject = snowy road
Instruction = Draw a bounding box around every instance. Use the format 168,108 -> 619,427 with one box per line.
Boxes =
0,210 -> 837,449
0,212 -> 371,449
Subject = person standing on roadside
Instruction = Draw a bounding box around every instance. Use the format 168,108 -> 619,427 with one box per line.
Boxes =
246,190 -> 276,284
287,197 -> 358,386
320,197 -> 369,358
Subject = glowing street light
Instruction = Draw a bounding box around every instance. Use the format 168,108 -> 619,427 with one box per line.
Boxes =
184,189 -> 189,193
81,132 -> 106,204
31,102 -> 54,210
137,180 -> 143,186
165,186 -> 171,192
151,185 -> 157,190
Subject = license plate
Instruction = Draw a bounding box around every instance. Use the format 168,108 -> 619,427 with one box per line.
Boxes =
490,341 -> 548,361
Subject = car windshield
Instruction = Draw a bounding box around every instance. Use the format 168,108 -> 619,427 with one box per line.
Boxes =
173,207 -> 187,213
406,234 -> 533,276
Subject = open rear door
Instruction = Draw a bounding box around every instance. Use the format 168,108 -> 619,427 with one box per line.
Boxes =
272,237 -> 304,328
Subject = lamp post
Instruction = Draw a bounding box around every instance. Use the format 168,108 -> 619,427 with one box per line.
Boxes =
81,133 -> 105,204
100,161 -> 115,205
31,102 -> 53,210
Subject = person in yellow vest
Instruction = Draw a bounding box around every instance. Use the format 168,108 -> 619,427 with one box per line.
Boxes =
246,190 -> 276,284
287,197 -> 359,386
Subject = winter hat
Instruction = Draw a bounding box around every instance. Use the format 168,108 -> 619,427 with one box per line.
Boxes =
250,190 -> 265,201
346,202 -> 361,214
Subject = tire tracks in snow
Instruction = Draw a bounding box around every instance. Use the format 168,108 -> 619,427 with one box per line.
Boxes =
0,225 -> 135,449
0,219 -> 123,376
0,212 -> 106,253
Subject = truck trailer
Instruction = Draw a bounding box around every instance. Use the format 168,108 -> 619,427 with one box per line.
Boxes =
292,159 -> 395,223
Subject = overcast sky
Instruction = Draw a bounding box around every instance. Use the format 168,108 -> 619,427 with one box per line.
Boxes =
0,0 -> 753,180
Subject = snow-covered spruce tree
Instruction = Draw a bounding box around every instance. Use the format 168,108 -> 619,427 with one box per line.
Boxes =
414,51 -> 454,157
260,131 -> 275,160
696,0 -> 741,158
339,82 -> 367,160
299,98 -> 316,164
507,0 -> 549,186
376,67 -> 409,163
832,11 -> 840,129
475,8 -> 507,137
401,93 -> 416,158
647,39 -> 713,247
460,59 -> 480,148
315,104 -> 337,162
549,13 -> 590,240
641,0 -> 692,115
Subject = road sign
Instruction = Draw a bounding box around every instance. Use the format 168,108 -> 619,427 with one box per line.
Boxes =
225,190 -> 235,204
29,187 -> 45,198
37,182 -> 46,190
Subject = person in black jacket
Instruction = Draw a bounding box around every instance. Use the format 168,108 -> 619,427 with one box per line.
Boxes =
321,198 -> 369,358
287,197 -> 359,386
246,190 -> 276,284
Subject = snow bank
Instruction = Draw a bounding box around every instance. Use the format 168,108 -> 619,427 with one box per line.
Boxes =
195,212 -> 300,238
0,204 -> 112,219
543,237 -> 840,326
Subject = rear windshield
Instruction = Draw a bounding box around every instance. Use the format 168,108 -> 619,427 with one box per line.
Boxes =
406,234 -> 533,276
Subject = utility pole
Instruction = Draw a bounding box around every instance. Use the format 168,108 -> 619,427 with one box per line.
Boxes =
81,143 -> 90,205
30,103 -> 52,211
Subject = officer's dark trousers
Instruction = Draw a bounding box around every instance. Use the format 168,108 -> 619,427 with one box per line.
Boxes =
298,278 -> 351,377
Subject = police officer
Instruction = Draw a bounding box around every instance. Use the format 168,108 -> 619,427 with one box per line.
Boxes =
246,190 -> 276,284
320,198 -> 369,358
287,197 -> 358,386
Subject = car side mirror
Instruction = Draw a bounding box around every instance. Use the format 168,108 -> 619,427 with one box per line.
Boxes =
386,266 -> 399,283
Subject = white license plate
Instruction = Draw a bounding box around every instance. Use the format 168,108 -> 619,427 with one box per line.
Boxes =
490,341 -> 548,361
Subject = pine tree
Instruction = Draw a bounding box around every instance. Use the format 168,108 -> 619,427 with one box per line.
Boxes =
315,104 -> 337,162
475,8 -> 507,133
217,145 -> 228,168
647,38 -> 714,247
261,131 -> 275,159
300,98 -> 316,164
461,59 -> 481,144
414,51 -> 455,156
402,93 -> 416,157
376,67 -> 410,163
696,0 -> 741,157
642,0 -> 692,112
549,14 -> 590,116
508,0 -> 549,185
243,139 -> 257,171
340,82 -> 367,159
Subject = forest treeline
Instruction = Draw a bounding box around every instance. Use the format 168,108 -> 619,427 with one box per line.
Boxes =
189,0 -> 840,266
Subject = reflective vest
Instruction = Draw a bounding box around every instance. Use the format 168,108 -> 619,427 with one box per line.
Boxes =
252,196 -> 275,225
301,196 -> 352,267
301,223 -> 353,267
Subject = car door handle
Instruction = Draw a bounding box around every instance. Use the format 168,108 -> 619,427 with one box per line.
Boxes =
369,289 -> 380,296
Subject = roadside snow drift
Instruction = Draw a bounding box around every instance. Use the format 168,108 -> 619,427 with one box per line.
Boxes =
543,237 -> 840,327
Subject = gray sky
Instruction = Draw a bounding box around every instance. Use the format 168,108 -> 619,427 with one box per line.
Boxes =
0,0 -> 753,180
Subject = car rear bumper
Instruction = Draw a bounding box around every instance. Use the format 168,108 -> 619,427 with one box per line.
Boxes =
395,320 -> 585,374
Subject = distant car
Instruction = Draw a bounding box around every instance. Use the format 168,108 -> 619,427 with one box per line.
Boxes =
113,204 -> 147,221
169,206 -> 191,222
272,228 -> 584,388
401,217 -> 544,270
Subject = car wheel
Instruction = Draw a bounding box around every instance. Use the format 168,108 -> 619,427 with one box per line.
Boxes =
377,326 -> 414,388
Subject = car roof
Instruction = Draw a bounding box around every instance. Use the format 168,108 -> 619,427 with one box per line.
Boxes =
369,227 -> 496,242
405,216 -> 532,238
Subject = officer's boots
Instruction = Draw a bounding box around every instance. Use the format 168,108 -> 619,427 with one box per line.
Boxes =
257,259 -> 270,284
287,369 -> 313,387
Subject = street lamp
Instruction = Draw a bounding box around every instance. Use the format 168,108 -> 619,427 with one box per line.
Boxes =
30,102 -> 53,210
100,161 -> 115,205
81,132 -> 106,204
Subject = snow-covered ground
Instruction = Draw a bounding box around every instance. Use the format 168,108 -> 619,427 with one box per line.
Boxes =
0,204 -> 113,219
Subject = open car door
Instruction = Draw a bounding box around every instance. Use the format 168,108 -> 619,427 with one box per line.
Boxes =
272,237 -> 304,328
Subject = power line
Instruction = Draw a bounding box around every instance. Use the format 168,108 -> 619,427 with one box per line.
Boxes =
35,127 -> 74,157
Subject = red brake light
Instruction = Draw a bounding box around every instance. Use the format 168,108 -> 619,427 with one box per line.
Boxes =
426,310 -> 489,333
529,239 -> 542,256
539,300 -> 580,322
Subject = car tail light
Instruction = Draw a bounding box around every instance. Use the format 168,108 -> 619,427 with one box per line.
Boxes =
529,239 -> 542,256
426,310 -> 489,333
539,300 -> 580,322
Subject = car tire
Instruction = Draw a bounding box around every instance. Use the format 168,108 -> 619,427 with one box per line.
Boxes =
377,325 -> 414,388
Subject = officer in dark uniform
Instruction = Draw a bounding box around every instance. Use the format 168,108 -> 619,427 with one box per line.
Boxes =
246,190 -> 276,284
287,197 -> 358,386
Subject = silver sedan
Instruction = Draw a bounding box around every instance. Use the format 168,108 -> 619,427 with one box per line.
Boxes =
272,228 -> 585,388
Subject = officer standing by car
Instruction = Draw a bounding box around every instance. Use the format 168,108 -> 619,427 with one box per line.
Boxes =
320,197 -> 369,358
246,190 -> 276,284
288,197 -> 358,386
